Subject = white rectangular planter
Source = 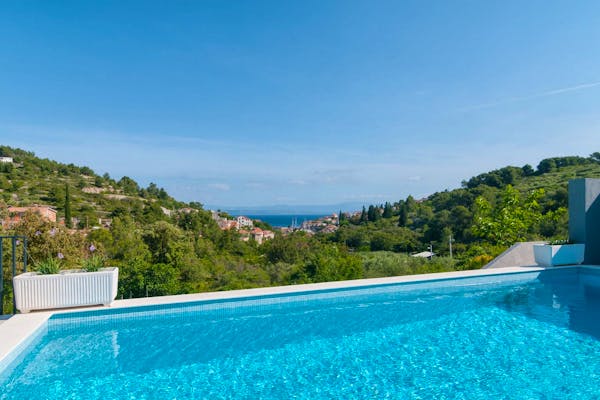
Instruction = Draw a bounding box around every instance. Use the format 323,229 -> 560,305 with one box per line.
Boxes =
13,267 -> 119,313
533,244 -> 585,267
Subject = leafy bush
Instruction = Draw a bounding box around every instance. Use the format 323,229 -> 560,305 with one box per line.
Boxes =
361,252 -> 456,278
460,254 -> 494,270
13,212 -> 85,268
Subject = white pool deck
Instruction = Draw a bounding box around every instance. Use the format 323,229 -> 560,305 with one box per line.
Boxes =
0,264 -> 596,371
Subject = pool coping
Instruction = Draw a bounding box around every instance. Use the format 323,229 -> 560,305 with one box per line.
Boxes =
0,264 -> 596,371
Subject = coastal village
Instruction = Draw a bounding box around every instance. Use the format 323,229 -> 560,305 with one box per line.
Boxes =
0,201 -> 340,246
210,210 -> 341,244
210,211 -> 275,244
1,149 -> 341,240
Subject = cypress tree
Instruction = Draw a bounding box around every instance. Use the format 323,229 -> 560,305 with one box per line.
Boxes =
398,204 -> 408,227
405,195 -> 416,212
65,184 -> 73,228
367,205 -> 375,221
360,206 -> 367,223
382,202 -> 393,218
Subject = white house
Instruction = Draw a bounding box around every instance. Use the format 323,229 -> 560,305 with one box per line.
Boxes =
412,251 -> 435,259
0,157 -> 13,163
237,216 -> 254,228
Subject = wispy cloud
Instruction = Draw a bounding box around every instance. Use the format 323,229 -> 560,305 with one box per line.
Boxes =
289,179 -> 307,185
208,183 -> 230,191
459,80 -> 600,112
244,182 -> 266,189
343,194 -> 390,200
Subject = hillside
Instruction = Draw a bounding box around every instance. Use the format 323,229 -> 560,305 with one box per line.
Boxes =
1,145 -> 599,313
2,145 -> 599,245
2,145 -> 599,229
332,152 -> 600,265
463,154 -> 600,194
0,146 -> 199,227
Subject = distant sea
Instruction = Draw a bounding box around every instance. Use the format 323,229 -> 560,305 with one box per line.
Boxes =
240,214 -> 328,228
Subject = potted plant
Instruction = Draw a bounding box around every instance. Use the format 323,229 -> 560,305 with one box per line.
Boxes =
13,245 -> 119,313
533,239 -> 585,267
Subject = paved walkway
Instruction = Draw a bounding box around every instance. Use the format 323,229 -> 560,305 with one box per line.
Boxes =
0,315 -> 11,325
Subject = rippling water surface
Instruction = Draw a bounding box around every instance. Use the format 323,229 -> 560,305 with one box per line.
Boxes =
2,269 -> 600,399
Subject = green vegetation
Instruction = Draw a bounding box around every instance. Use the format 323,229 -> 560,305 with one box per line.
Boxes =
64,184 -> 72,228
361,252 -> 457,278
1,145 -> 599,313
0,146 -> 184,227
34,257 -> 62,275
81,246 -> 106,272
334,155 -> 599,268
472,186 -> 565,246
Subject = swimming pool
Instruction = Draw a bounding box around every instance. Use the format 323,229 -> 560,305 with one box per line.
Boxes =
1,267 -> 600,399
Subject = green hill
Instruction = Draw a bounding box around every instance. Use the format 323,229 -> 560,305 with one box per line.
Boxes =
0,145 -> 200,227
332,152 -> 600,265
463,154 -> 600,193
2,145 -> 598,232
1,145 -> 599,313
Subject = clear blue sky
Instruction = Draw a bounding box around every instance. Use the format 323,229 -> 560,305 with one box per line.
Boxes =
1,1 -> 599,207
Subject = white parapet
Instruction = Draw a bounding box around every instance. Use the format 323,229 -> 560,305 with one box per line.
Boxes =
13,267 -> 119,313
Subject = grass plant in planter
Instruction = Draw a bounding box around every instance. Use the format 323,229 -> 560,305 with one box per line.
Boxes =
81,246 -> 106,272
35,257 -> 62,275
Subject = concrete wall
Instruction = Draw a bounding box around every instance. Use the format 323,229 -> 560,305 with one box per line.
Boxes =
483,241 -> 546,269
569,178 -> 600,264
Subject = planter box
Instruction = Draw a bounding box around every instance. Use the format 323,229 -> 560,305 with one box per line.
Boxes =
13,267 -> 119,313
533,244 -> 585,267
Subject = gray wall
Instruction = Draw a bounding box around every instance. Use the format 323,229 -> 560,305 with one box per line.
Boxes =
569,178 -> 600,264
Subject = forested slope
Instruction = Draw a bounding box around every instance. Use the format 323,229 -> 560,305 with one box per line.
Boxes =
1,145 -> 598,312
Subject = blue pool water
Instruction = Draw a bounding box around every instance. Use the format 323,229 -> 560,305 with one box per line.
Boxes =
2,268 -> 600,399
